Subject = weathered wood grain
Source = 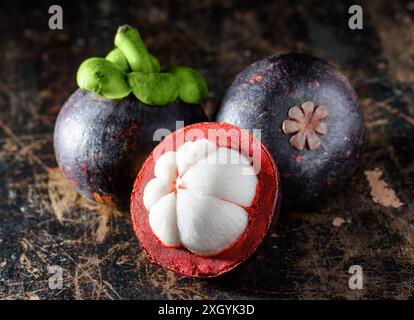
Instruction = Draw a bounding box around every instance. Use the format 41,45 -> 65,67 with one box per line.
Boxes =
0,0 -> 413,299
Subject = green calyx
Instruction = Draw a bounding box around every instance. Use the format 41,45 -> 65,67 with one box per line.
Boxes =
128,72 -> 178,105
76,57 -> 130,99
168,66 -> 208,104
76,25 -> 208,105
114,25 -> 155,73
105,48 -> 129,73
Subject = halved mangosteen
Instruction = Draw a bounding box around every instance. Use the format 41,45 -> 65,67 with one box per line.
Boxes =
130,122 -> 281,277
215,53 -> 364,206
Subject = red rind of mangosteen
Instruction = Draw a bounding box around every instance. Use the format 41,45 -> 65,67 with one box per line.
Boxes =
130,122 -> 280,277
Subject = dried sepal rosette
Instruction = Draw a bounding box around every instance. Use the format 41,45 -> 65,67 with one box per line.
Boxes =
282,101 -> 328,150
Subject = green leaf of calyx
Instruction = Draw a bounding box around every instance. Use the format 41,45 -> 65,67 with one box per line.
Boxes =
76,57 -> 131,99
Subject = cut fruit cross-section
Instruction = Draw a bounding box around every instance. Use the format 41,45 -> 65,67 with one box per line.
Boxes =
131,122 -> 281,277
144,139 -> 256,256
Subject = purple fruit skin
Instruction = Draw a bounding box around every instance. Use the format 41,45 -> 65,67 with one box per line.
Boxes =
54,89 -> 208,210
215,53 -> 364,205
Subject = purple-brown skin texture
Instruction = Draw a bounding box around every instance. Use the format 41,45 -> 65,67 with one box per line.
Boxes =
54,89 -> 208,211
215,53 -> 364,206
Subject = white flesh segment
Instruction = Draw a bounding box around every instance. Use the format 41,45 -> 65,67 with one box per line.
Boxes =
176,139 -> 216,175
143,178 -> 174,211
181,148 -> 257,207
175,141 -> 191,175
207,147 -> 251,166
144,139 -> 257,256
176,190 -> 248,256
154,151 -> 177,182
148,193 -> 180,247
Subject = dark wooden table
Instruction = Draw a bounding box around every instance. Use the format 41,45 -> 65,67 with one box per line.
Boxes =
0,0 -> 413,299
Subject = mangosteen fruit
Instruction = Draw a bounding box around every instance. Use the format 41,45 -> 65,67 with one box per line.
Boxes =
54,89 -> 207,210
130,122 -> 281,277
54,25 -> 209,210
215,53 -> 364,206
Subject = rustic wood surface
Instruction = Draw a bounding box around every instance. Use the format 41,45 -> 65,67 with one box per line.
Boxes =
0,0 -> 413,299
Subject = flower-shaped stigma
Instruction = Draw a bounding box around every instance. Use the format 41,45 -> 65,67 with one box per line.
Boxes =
282,101 -> 328,150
